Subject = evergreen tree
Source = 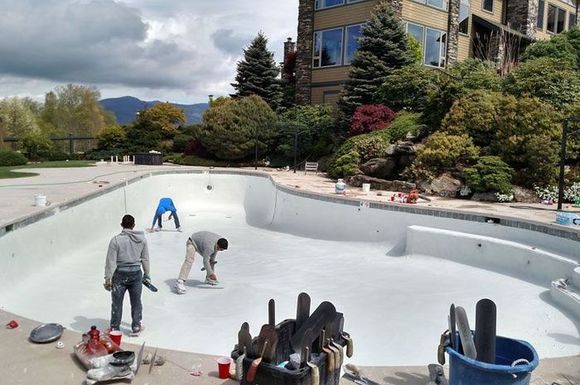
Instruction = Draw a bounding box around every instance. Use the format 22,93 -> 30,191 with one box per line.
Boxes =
231,32 -> 283,112
338,0 -> 415,121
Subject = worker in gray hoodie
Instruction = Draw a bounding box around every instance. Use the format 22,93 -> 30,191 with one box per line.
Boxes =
174,231 -> 228,294
104,214 -> 150,336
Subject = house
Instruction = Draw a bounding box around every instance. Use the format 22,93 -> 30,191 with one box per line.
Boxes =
293,0 -> 579,105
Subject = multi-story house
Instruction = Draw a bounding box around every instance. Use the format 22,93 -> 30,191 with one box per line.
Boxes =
293,0 -> 579,105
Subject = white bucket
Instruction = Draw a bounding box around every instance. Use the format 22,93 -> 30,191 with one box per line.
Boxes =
362,183 -> 371,193
34,194 -> 47,207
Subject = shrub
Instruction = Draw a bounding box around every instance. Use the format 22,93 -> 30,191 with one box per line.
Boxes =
442,91 -> 503,147
19,132 -> 55,161
350,104 -> 395,136
522,33 -> 577,69
464,156 -> 514,194
388,112 -> 425,142
96,125 -> 127,151
0,150 -> 28,166
200,95 -> 278,160
327,128 -> 391,178
375,65 -> 437,112
415,132 -> 479,172
504,57 -> 580,110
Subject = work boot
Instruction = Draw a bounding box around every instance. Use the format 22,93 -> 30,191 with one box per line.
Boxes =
129,323 -> 144,337
174,279 -> 186,294
177,227 -> 183,232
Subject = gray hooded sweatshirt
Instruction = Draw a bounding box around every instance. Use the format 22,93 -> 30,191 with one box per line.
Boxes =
105,229 -> 150,281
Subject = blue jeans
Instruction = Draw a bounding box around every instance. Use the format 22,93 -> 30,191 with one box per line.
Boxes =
110,269 -> 142,331
153,211 -> 180,229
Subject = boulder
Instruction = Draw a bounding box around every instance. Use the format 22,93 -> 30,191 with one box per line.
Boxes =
394,141 -> 416,155
345,175 -> 416,192
420,173 -> 463,197
360,158 -> 397,179
512,186 -> 538,203
471,192 -> 498,202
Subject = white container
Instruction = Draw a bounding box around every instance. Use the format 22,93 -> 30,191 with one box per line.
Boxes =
34,194 -> 47,207
362,183 -> 371,193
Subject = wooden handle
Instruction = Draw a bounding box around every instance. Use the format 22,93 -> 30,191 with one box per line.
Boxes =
346,336 -> 353,358
246,340 -> 268,383
310,366 -> 320,385
268,299 -> 275,326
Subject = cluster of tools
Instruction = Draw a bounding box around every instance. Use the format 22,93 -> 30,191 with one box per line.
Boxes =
231,292 -> 354,385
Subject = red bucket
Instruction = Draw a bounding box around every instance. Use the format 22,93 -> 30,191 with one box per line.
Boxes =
217,357 -> 231,379
109,330 -> 122,346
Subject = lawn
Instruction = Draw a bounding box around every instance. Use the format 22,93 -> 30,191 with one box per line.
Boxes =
0,160 -> 95,179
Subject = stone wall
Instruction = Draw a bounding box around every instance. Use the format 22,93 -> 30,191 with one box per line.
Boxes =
505,0 -> 538,38
447,0 -> 460,65
295,0 -> 315,105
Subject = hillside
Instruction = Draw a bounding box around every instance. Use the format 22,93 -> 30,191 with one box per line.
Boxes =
100,96 -> 208,125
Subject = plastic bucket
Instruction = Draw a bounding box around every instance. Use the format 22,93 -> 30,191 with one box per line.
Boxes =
447,335 -> 538,385
362,183 -> 371,193
217,357 -> 231,379
34,194 -> 47,207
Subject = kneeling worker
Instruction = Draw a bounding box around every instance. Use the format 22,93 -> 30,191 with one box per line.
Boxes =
175,231 -> 228,294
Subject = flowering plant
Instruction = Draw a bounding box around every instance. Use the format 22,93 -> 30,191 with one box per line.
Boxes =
495,193 -> 514,203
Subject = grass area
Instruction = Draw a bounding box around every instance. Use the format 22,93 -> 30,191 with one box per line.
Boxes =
0,160 -> 95,179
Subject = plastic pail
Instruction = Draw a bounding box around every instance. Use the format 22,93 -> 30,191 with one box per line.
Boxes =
34,194 -> 47,207
447,335 -> 538,385
362,183 -> 371,193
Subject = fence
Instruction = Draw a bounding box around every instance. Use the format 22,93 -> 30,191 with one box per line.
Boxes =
1,135 -> 98,154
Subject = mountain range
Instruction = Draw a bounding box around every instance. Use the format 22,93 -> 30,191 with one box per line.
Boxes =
99,96 -> 208,125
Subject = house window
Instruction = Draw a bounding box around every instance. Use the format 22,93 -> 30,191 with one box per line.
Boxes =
406,23 -> 446,68
459,0 -> 470,34
344,24 -> 363,64
411,0 -> 448,11
315,0 -> 343,10
313,28 -> 343,68
537,0 -> 545,29
570,13 -> 577,29
482,0 -> 493,12
547,4 -> 567,33
557,8 -> 566,32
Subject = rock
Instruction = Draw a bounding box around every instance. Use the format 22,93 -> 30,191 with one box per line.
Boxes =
512,186 -> 538,203
385,145 -> 396,156
421,174 -> 463,197
471,192 -> 498,202
345,175 -> 416,192
394,141 -> 416,155
360,158 -> 397,179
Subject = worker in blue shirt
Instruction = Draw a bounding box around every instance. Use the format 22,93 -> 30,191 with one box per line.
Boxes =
150,197 -> 181,232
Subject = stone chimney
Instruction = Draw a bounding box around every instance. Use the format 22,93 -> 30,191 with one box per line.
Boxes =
282,38 -> 297,82
295,0 -> 315,105
505,0 -> 538,38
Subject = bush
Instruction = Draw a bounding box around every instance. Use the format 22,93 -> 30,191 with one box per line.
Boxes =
327,128 -> 391,178
350,104 -> 395,136
415,132 -> 479,172
464,156 -> 514,194
376,65 -> 437,112
96,125 -> 127,151
0,150 -> 28,166
522,33 -> 577,68
388,112 -> 425,142
200,95 -> 278,160
442,91 -> 503,147
504,57 -> 580,110
19,132 -> 55,161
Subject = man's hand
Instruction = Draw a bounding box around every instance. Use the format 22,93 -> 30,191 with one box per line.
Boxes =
143,274 -> 151,284
208,273 -> 217,281
104,279 -> 112,291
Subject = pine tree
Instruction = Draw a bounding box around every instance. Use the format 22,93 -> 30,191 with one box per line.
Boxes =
231,32 -> 283,112
338,0 -> 415,121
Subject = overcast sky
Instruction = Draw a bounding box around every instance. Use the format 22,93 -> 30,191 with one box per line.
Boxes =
0,0 -> 298,104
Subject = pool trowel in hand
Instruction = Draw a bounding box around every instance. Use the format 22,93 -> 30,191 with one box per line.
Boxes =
142,276 -> 158,292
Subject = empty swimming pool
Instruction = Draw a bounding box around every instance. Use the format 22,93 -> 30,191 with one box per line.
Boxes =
0,171 -> 578,365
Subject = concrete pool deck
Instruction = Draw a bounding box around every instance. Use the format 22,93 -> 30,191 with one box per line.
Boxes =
0,163 -> 579,384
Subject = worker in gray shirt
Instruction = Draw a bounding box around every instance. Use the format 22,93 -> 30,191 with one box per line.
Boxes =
174,231 -> 228,294
104,214 -> 150,336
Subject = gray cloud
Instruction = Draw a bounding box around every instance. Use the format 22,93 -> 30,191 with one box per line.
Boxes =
0,0 -> 298,102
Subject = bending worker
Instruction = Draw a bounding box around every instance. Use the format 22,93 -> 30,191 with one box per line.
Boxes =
150,197 -> 181,232
174,231 -> 228,294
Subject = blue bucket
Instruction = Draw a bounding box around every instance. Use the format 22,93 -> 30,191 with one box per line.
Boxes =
446,335 -> 539,385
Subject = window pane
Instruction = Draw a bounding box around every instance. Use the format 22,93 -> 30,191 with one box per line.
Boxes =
321,29 -> 343,67
317,0 -> 343,9
313,32 -> 321,67
407,23 -> 424,47
439,33 -> 447,67
459,0 -> 470,33
557,8 -> 566,32
425,28 -> 444,67
547,4 -> 556,32
570,13 -> 577,30
345,24 -> 363,64
427,0 -> 448,10
482,0 -> 493,12
537,0 -> 545,29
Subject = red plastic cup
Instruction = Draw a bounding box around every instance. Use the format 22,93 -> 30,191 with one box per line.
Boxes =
6,320 -> 19,329
217,357 -> 231,379
109,330 -> 122,346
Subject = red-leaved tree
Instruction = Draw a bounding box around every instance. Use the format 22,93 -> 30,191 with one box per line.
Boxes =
350,104 -> 395,136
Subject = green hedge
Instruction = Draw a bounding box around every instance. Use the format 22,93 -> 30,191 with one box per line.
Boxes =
0,150 -> 28,167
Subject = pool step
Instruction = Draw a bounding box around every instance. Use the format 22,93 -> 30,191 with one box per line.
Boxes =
550,267 -> 580,319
